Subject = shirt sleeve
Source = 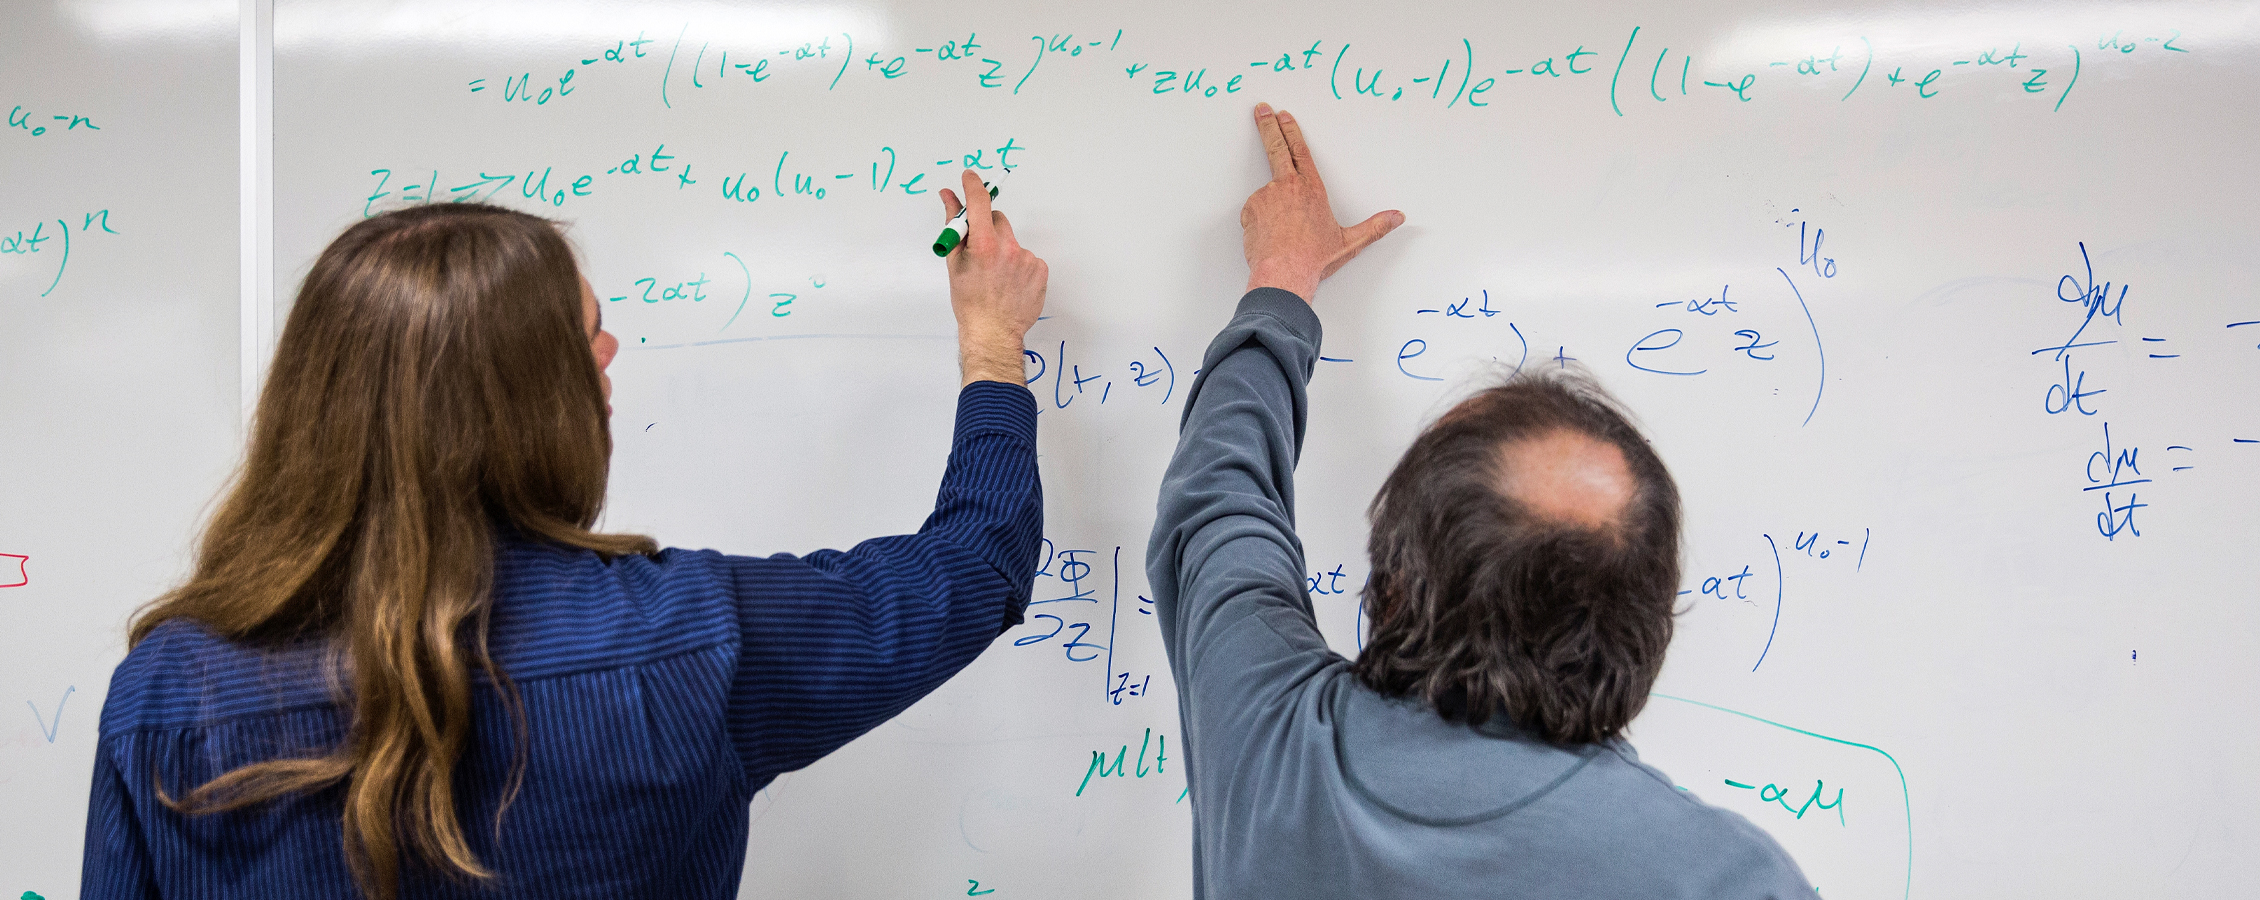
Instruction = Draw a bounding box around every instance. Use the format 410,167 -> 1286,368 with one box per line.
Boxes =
1145,289 -> 1341,736
79,740 -> 160,900
723,380 -> 1042,783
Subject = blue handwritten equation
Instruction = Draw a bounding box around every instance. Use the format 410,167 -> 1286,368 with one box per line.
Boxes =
1684,527 -> 1872,673
1395,211 -> 1831,427
1305,562 -> 1360,598
1623,213 -> 1830,425
1022,340 -> 1180,411
3,210 -> 118,298
1395,288 -> 1527,382
2028,242 -> 2251,540
1009,542 -> 1158,706
1306,560 -> 1369,651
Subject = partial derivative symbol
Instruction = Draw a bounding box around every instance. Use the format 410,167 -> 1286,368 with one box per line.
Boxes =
0,553 -> 27,588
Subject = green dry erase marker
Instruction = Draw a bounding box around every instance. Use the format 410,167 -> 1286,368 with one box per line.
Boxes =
932,167 -> 1013,256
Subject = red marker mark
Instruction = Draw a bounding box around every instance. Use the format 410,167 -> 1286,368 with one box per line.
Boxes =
0,553 -> 26,588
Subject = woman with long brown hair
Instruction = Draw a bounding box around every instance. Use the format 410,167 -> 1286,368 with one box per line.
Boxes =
80,171 -> 1047,899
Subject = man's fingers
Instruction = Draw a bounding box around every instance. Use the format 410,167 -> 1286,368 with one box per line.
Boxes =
989,209 -> 1019,246
1342,210 -> 1407,256
1276,110 -> 1320,186
940,188 -> 964,222
960,169 -> 995,244
1254,103 -> 1294,180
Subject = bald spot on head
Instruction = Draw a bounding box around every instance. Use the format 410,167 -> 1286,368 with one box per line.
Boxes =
1494,429 -> 1635,534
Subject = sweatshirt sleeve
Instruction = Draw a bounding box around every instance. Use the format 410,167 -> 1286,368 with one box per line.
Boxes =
1145,289 -> 1342,734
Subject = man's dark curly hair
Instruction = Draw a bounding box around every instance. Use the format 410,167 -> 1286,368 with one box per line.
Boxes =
1351,368 -> 1680,745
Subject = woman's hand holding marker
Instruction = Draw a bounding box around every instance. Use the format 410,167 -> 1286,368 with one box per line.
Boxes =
1239,102 -> 1404,304
940,168 -> 1048,388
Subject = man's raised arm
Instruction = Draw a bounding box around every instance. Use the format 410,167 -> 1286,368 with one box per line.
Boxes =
1146,104 -> 1402,719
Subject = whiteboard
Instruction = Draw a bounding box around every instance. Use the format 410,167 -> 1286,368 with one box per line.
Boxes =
11,0 -> 2260,896
0,1 -> 246,898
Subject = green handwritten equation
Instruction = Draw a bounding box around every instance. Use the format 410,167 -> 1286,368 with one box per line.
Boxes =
3,209 -> 119,298
1150,26 -> 2190,115
360,137 -> 1024,215
1076,727 -> 1170,798
456,22 -> 2197,117
6,103 -> 99,138
1650,693 -> 1912,900
1724,776 -> 1847,826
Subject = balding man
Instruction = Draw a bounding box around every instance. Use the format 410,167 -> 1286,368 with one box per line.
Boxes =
1145,104 -> 1815,898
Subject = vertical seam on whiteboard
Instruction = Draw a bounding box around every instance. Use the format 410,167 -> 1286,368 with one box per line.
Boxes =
239,0 -> 275,427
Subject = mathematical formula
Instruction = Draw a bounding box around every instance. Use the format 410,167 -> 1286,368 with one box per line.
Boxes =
361,137 -> 1024,215
2030,242 -> 2252,540
1,210 -> 118,299
1010,543 -> 1160,707
449,22 -> 2199,120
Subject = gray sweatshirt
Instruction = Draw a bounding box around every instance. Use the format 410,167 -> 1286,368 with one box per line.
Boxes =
1146,288 -> 1815,899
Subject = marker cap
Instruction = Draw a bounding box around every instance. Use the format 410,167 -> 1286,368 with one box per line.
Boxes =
933,226 -> 965,257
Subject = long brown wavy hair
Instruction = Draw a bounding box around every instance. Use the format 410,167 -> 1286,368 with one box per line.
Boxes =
130,203 -> 656,898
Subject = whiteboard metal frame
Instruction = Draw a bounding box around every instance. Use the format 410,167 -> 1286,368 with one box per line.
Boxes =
238,0 -> 274,424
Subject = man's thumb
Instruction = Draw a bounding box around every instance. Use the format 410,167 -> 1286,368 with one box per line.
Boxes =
1345,210 -> 1406,253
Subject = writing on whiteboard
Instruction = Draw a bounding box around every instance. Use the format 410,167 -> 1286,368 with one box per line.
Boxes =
361,138 -> 1021,214
1680,527 -> 1873,672
1023,341 -> 1180,411
26,686 -> 74,744
1395,210 -> 1832,427
2024,242 -> 2248,540
6,104 -> 99,138
3,210 -> 118,298
1723,776 -> 1848,827
605,254 -> 825,335
1076,727 -> 1170,796
1011,543 -> 1160,706
445,21 -> 2200,120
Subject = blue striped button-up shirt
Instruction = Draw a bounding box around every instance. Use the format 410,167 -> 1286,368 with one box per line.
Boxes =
81,382 -> 1042,898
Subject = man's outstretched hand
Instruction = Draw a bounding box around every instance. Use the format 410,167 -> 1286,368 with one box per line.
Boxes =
1240,103 -> 1404,303
941,168 -> 1049,387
